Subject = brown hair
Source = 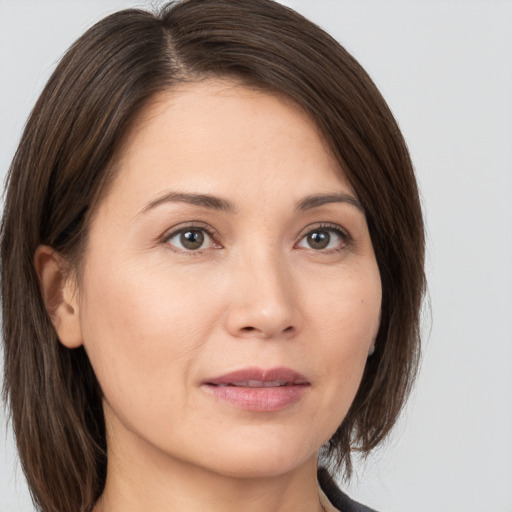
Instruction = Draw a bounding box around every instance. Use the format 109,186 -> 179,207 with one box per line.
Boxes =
1,1 -> 425,511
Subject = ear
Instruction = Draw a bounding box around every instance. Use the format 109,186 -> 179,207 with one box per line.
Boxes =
34,245 -> 83,348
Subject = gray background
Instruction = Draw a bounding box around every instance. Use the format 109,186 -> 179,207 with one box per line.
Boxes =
1,1 -> 511,511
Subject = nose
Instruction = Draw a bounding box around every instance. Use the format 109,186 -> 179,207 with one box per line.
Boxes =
224,251 -> 302,340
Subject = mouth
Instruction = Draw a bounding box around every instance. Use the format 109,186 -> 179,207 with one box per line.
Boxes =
203,366 -> 310,388
202,367 -> 310,412
211,380 -> 301,388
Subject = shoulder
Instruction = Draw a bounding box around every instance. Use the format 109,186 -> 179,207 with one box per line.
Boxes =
318,467 -> 380,512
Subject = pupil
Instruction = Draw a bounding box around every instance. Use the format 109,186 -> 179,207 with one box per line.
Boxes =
308,231 -> 330,249
180,230 -> 204,250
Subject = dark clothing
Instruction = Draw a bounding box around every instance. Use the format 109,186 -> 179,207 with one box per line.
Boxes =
318,467 -> 378,512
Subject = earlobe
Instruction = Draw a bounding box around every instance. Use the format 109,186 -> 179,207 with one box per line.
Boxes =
34,245 -> 83,349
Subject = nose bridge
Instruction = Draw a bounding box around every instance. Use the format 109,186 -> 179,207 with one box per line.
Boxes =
225,241 -> 300,338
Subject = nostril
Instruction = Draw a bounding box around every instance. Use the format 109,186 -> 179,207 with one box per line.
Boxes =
239,325 -> 294,336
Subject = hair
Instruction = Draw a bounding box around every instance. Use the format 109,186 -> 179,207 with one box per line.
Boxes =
1,1 -> 425,511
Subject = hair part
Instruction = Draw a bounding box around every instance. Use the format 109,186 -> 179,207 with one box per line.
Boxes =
1,1 -> 425,510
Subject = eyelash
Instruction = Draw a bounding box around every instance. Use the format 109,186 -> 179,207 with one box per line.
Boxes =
161,222 -> 350,255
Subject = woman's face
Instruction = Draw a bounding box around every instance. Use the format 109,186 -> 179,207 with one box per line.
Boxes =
73,80 -> 381,478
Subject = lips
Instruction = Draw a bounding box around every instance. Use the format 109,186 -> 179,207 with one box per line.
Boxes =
204,367 -> 309,386
214,380 -> 294,388
202,367 -> 310,412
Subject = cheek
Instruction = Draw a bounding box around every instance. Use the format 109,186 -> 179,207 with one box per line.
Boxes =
303,262 -> 381,419
77,252 -> 223,410
306,260 -> 381,348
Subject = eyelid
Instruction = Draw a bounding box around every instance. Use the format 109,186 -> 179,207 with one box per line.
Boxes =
296,222 -> 350,240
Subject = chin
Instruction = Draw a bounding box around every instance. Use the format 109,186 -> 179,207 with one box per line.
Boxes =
203,451 -> 315,480
182,427 -> 324,479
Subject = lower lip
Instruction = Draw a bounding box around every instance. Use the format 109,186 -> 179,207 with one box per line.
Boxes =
203,384 -> 308,412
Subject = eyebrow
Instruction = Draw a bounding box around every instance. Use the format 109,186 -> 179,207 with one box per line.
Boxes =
296,193 -> 363,212
140,191 -> 234,215
139,190 -> 363,216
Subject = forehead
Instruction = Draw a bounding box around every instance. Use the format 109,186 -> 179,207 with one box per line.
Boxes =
107,79 -> 353,210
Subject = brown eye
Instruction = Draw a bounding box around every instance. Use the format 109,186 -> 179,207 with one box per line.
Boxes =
307,231 -> 330,249
180,230 -> 204,250
296,225 -> 347,252
166,227 -> 216,252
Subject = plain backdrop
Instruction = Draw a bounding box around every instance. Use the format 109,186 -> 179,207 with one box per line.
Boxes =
1,1 -> 511,511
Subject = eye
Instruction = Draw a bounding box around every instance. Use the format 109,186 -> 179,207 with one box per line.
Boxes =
164,226 -> 218,253
296,225 -> 348,252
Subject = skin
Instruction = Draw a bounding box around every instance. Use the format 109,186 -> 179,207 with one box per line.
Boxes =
36,80 -> 382,512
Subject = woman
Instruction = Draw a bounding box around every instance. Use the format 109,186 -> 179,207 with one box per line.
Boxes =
1,1 -> 425,511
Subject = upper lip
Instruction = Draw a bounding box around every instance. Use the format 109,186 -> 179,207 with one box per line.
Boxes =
203,367 -> 310,387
